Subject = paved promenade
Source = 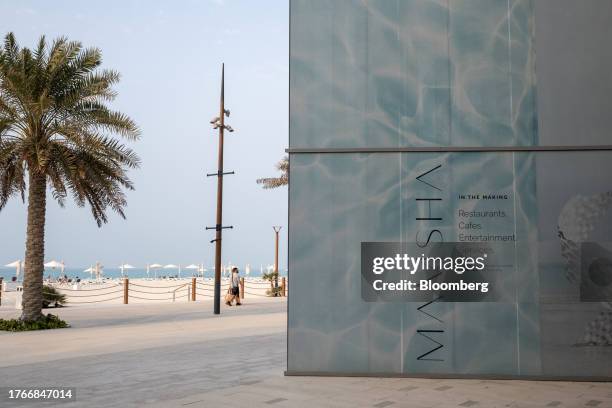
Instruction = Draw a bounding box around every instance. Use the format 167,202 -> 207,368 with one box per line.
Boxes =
0,299 -> 610,408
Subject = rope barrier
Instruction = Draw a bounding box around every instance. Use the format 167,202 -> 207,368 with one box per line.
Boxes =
195,283 -> 279,296
62,289 -> 124,298
62,292 -> 283,303
128,282 -> 187,289
196,284 -> 231,290
66,296 -> 124,304
196,282 -> 237,287
128,294 -> 177,301
47,279 -> 287,304
52,285 -> 120,292
128,287 -> 187,295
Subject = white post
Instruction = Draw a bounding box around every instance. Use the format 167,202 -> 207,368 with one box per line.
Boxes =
15,289 -> 23,310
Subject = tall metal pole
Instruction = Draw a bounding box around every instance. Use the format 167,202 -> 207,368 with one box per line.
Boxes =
206,64 -> 234,314
273,226 -> 282,291
213,64 -> 226,315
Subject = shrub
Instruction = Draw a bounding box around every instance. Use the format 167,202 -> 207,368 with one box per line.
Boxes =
42,285 -> 66,308
0,314 -> 69,332
262,270 -> 283,297
265,287 -> 283,297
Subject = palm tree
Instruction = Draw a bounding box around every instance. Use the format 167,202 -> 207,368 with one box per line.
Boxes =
256,156 -> 288,189
0,33 -> 140,322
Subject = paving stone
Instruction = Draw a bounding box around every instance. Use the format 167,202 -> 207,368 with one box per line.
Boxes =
373,401 -> 395,408
264,397 -> 288,404
240,379 -> 262,386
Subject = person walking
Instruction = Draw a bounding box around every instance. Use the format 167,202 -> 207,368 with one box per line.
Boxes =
232,267 -> 241,306
229,267 -> 241,306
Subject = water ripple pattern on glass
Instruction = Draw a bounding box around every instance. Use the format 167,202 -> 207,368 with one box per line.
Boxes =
289,0 -> 537,149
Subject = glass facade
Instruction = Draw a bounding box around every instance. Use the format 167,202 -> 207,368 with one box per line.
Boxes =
288,0 -> 612,379
290,0 -> 537,149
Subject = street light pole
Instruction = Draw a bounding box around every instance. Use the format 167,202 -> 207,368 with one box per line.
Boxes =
207,63 -> 235,315
273,226 -> 282,292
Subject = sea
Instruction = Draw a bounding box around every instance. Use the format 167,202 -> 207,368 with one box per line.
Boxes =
0,266 -> 287,282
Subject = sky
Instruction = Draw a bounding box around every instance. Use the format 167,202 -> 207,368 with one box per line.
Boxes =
0,0 -> 289,270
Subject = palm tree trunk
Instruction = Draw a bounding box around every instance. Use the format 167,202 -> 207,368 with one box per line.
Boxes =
21,171 -> 47,322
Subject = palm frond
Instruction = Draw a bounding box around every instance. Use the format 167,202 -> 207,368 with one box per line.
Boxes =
257,156 -> 288,189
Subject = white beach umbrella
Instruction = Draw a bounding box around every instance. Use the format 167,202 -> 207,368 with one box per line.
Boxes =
149,263 -> 162,279
44,260 -> 62,268
83,266 -> 94,279
44,260 -> 64,279
4,260 -> 22,279
245,264 -> 251,276
119,263 -> 135,277
185,264 -> 199,277
163,264 -> 180,278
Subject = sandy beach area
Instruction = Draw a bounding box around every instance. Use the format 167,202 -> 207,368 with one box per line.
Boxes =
0,277 -> 282,309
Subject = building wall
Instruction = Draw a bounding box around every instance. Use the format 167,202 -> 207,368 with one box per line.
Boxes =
535,0 -> 612,146
288,0 -> 612,379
